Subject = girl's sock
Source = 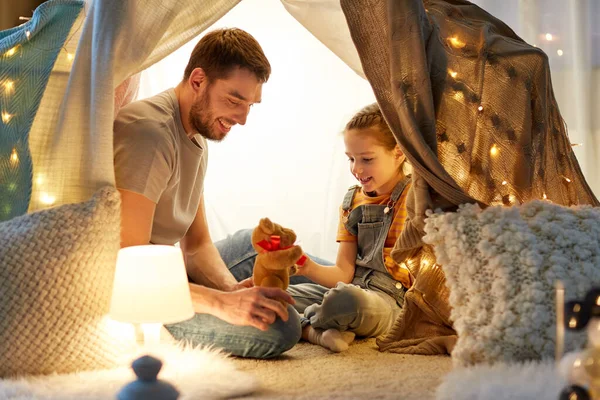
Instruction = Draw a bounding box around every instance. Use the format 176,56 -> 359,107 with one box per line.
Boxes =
305,326 -> 351,352
340,330 -> 356,344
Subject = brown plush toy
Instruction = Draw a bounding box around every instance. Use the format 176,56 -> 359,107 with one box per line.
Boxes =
251,218 -> 306,296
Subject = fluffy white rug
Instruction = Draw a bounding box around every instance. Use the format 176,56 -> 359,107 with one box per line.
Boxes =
435,361 -> 566,400
0,343 -> 258,400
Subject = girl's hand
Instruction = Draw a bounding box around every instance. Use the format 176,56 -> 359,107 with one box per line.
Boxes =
293,254 -> 311,276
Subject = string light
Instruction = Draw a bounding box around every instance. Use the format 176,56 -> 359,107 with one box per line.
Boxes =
543,193 -> 547,200
25,30 -> 30,39
453,92 -> 464,101
557,49 -> 563,56
66,52 -> 74,62
3,79 -> 14,94
448,36 -> 466,49
490,144 -> 499,156
545,33 -> 553,41
564,176 -> 572,183
569,317 -> 577,328
35,175 -> 44,185
478,105 -> 484,112
10,148 -> 18,165
1,111 -> 13,123
501,180 -> 508,185
4,47 -> 17,57
448,69 -> 458,78
40,193 -> 56,205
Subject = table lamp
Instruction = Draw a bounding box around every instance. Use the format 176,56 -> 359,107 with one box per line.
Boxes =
109,245 -> 194,346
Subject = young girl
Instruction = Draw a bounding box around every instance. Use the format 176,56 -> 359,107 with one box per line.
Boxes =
287,103 -> 413,352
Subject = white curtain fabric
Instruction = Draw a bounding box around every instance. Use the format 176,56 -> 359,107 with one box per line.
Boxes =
28,0 -> 240,211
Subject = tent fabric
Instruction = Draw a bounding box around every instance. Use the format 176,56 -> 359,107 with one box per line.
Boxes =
27,0 -> 240,212
0,0 -> 83,221
341,0 -> 599,354
3,0 -> 597,356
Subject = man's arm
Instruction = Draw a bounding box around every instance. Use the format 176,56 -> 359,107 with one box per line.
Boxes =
180,194 -> 238,291
118,189 -> 156,247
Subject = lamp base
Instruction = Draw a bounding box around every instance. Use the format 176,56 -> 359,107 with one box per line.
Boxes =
134,323 -> 162,347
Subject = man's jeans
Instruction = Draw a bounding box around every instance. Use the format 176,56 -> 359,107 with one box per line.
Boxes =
165,229 -> 303,359
165,304 -> 301,359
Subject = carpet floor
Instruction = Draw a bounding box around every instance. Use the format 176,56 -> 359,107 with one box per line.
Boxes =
232,339 -> 453,400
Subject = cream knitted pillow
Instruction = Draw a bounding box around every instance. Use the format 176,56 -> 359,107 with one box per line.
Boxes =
0,186 -> 128,377
424,201 -> 600,367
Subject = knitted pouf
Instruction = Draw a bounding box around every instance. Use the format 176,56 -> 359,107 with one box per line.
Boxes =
424,201 -> 600,366
0,186 -> 130,377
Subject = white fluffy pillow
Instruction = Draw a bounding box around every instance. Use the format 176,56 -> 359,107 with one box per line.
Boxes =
0,187 -> 129,377
424,200 -> 600,366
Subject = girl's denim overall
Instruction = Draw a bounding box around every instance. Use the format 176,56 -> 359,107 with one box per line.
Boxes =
287,177 -> 410,337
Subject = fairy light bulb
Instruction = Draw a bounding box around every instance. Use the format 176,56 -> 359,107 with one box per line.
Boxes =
35,174 -> 44,185
40,192 -> 56,205
501,180 -> 507,185
4,79 -> 14,94
4,47 -> 17,57
490,144 -> 499,157
448,36 -> 466,49
545,33 -> 553,41
453,92 -> 465,101
25,30 -> 31,39
478,105 -> 484,112
559,351 -> 590,387
557,49 -> 564,56
543,193 -> 547,200
66,52 -> 74,62
10,148 -> 18,165
571,143 -> 583,147
2,111 -> 13,123
564,177 -> 572,183
448,69 -> 458,78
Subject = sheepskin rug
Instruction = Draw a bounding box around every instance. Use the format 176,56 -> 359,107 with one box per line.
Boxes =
436,361 -> 567,400
424,200 -> 600,367
0,343 -> 258,400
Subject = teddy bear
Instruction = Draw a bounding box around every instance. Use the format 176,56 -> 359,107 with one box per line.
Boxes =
251,218 -> 306,295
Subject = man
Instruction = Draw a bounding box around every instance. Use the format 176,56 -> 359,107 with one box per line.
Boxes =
113,28 -> 300,358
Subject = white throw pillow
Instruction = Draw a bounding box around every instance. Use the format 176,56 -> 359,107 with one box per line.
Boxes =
0,186 -> 128,377
424,200 -> 600,366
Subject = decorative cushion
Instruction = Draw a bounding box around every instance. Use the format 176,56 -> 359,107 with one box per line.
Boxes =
423,200 -> 600,366
0,186 -> 128,377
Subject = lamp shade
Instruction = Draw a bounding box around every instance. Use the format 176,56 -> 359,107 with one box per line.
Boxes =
109,245 -> 194,325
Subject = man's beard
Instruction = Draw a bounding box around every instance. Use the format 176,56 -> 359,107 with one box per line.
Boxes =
188,86 -> 225,142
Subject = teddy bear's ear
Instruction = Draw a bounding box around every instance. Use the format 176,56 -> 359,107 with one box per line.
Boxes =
259,218 -> 275,234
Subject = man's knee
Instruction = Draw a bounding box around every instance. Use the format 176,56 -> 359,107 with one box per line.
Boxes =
260,305 -> 302,358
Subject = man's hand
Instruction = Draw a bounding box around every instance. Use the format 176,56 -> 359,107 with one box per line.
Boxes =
201,286 -> 296,331
231,277 -> 254,290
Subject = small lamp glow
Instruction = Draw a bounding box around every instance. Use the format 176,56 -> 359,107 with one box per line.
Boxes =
109,245 -> 194,347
